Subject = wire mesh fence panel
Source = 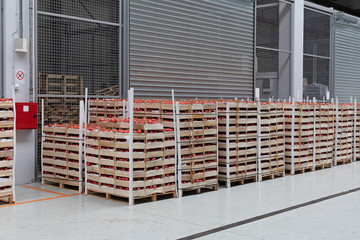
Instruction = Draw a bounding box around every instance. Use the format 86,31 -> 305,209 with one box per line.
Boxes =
256,0 -> 292,100
36,1 -> 121,180
37,15 -> 120,96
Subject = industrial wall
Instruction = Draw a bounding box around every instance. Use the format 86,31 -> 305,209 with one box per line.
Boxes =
334,14 -> 360,102
129,0 -> 255,98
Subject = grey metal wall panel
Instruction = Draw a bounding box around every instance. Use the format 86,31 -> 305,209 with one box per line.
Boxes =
334,22 -> 360,102
129,0 -> 254,98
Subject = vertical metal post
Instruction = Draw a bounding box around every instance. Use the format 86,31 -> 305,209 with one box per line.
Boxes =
84,89 -> 88,194
253,0 -> 257,99
128,88 -> 134,205
175,102 -> 182,198
312,98 -> 316,170
226,102 -> 230,188
78,100 -> 84,193
123,99 -> 126,118
215,102 -> 219,188
171,90 -> 178,197
12,88 -> 16,202
282,100 -> 286,176
256,99 -> 262,182
291,98 -> 295,175
354,98 -> 357,162
122,0 -> 130,98
41,99 -> 44,185
334,98 -> 339,166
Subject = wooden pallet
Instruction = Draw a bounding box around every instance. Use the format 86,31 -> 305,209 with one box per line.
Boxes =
259,171 -> 285,181
285,166 -> 315,175
94,85 -> 119,96
314,163 -> 333,170
86,189 -> 176,205
180,183 -> 218,197
335,159 -> 353,165
43,178 -> 83,192
219,175 -> 257,187
0,194 -> 14,204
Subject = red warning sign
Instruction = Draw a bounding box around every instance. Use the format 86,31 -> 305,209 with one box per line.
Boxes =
16,71 -> 24,80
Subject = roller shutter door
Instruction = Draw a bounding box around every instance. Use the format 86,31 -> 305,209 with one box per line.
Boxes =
129,0 -> 254,98
334,22 -> 360,102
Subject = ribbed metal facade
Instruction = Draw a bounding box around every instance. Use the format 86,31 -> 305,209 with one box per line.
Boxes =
334,22 -> 360,102
129,0 -> 255,98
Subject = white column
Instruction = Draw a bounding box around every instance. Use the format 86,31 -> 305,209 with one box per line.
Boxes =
291,0 -> 304,101
3,0 -> 35,185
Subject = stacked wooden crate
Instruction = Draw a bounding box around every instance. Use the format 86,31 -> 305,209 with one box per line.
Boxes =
335,103 -> 354,165
176,100 -> 218,196
258,102 -> 285,181
284,102 -> 315,174
315,103 -> 334,168
42,123 -> 83,191
218,101 -> 257,187
355,102 -> 360,160
89,99 -> 126,123
0,99 -> 15,203
85,117 -> 176,204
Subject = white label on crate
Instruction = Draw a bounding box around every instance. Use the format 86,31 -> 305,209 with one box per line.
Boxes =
23,105 -> 29,112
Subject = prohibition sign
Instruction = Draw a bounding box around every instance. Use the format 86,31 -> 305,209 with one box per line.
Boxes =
16,71 -> 25,81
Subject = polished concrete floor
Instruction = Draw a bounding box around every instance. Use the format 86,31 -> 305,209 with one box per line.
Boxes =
1,162 -> 360,240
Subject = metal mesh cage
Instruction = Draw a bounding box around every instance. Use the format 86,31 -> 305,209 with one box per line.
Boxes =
256,0 -> 279,50
36,1 -> 120,174
37,14 -> 120,96
256,0 -> 291,100
38,0 -> 119,23
303,8 -> 331,100
304,8 -> 330,57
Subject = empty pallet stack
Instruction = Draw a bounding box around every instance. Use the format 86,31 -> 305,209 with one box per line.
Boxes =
315,103 -> 334,169
0,99 -> 15,204
284,102 -> 315,174
42,123 -> 84,192
335,103 -> 354,165
85,117 -> 177,204
218,101 -> 257,187
38,74 -> 84,124
89,98 -> 126,123
258,102 -> 285,181
176,100 -> 218,197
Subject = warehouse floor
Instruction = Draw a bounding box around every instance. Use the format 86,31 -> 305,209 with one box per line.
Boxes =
1,163 -> 360,240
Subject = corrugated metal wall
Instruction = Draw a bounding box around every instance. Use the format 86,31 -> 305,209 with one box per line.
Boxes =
334,22 -> 360,102
129,0 -> 254,98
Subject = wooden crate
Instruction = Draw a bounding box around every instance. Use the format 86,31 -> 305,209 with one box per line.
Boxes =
315,103 -> 334,169
356,103 -> 360,160
86,117 -> 176,204
258,102 -> 285,181
217,101 -> 257,187
284,102 -> 316,174
334,103 -> 354,165
89,99 -> 126,123
0,99 -> 15,204
177,100 -> 218,195
42,124 -> 84,192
